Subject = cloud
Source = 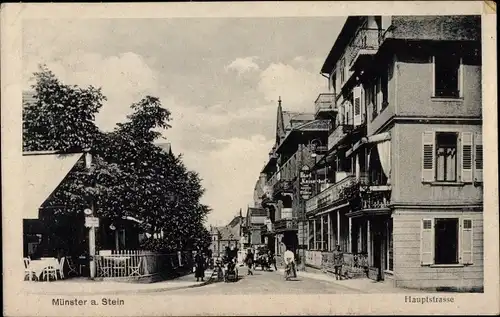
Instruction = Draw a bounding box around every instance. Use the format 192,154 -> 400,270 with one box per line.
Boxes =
224,56 -> 260,75
257,61 -> 327,112
24,51 -> 160,131
179,135 -> 273,226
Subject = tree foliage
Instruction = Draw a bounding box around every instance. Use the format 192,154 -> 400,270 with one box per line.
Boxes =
24,65 -> 211,253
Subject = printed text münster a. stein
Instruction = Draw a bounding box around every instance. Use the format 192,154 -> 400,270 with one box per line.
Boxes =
52,298 -> 125,306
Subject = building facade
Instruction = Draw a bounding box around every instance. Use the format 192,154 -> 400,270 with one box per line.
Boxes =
259,98 -> 331,262
304,15 -> 482,291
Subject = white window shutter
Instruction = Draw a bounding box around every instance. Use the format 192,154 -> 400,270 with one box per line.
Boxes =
421,219 -> 434,265
461,219 -> 473,265
474,132 -> 483,182
353,87 -> 362,126
461,132 -> 473,183
422,131 -> 435,182
458,58 -> 464,98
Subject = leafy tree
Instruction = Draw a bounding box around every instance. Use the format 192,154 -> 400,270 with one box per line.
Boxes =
23,65 -> 104,152
24,65 -> 211,253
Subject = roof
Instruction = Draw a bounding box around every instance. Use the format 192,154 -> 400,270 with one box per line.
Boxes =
275,119 -> 331,153
282,111 -> 315,131
321,16 -> 362,74
23,152 -> 84,219
217,225 -> 240,241
23,91 -> 37,107
156,142 -> 173,155
294,119 -> 331,131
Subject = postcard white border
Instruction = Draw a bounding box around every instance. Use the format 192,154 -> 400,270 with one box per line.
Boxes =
2,1 -> 498,316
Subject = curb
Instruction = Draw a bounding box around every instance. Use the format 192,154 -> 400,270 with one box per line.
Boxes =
24,274 -> 215,296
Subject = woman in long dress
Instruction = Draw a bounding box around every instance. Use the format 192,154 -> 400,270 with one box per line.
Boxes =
194,250 -> 205,282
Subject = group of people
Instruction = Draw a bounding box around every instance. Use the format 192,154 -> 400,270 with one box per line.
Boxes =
243,248 -> 278,275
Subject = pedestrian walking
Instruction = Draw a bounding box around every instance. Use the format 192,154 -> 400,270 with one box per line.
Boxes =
245,249 -> 254,275
284,247 -> 297,278
268,251 -> 277,271
333,245 -> 344,280
194,249 -> 205,282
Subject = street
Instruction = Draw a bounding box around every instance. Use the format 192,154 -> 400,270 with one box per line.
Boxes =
162,268 -> 358,295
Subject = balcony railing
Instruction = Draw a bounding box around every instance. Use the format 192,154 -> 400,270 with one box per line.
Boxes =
346,27 -> 383,67
314,93 -> 336,117
274,217 -> 299,232
328,124 -> 353,151
360,188 -> 391,210
306,175 -> 358,213
267,151 -> 299,190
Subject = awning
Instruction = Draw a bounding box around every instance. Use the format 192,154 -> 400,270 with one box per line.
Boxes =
346,132 -> 391,157
23,152 -> 84,219
308,202 -> 349,218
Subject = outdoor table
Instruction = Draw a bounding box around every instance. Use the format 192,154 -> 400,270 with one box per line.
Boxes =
29,258 -> 60,281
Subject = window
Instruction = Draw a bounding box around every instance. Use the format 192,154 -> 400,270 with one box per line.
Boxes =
436,132 -> 458,182
434,218 -> 459,264
340,58 -> 345,83
421,218 -> 473,266
381,68 -> 389,110
331,71 -> 337,93
422,131 -> 481,183
433,55 -> 462,98
369,81 -> 378,120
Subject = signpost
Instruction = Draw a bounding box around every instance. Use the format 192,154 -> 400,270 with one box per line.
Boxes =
85,217 -> 100,228
85,152 -> 97,279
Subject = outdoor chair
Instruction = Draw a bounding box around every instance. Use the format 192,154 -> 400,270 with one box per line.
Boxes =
66,257 -> 78,276
128,257 -> 143,277
56,257 -> 65,279
42,263 -> 58,281
24,258 -> 36,281
97,257 -> 112,277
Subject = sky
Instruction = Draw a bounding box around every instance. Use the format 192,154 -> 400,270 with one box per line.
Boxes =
22,17 -> 345,226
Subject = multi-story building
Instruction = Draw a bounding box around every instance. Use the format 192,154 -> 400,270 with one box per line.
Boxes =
304,15 -> 482,291
259,98 -> 331,262
243,207 -> 268,248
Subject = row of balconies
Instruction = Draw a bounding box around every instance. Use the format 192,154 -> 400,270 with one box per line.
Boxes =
305,173 -> 392,216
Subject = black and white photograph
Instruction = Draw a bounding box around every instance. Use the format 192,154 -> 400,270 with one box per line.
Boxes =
2,2 -> 498,316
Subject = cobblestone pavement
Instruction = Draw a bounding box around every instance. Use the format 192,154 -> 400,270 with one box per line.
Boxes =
155,268 -> 360,295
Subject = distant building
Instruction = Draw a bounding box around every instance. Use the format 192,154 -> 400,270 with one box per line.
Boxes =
209,213 -> 246,257
243,207 -> 268,248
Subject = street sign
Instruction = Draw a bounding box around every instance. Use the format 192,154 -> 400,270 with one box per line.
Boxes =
85,217 -> 100,228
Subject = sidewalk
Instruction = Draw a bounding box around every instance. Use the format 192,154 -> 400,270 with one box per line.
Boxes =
23,270 -> 214,295
275,268 -> 430,294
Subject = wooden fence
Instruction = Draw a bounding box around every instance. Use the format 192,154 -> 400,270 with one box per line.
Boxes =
304,250 -> 369,279
95,250 -> 194,279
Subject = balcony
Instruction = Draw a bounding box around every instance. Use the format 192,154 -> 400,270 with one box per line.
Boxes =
274,217 -> 298,232
328,124 -> 353,151
346,27 -> 384,71
314,93 -> 337,119
348,187 -> 392,218
306,175 -> 359,213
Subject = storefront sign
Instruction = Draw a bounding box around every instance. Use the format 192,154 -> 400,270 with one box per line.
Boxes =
299,165 -> 312,200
